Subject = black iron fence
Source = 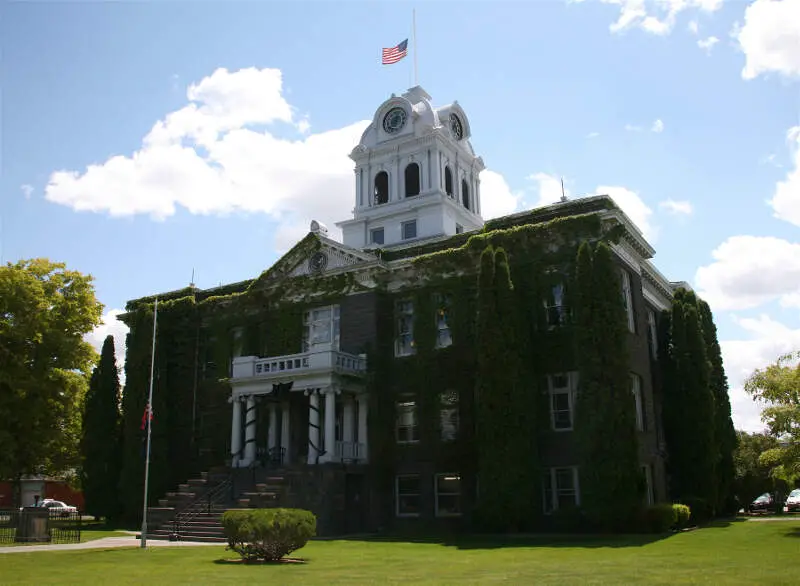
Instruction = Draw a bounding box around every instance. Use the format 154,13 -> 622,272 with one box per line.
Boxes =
0,509 -> 83,545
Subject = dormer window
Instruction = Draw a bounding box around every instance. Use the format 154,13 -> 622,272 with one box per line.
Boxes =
374,171 -> 389,205
444,166 -> 453,197
405,163 -> 420,197
461,179 -> 470,210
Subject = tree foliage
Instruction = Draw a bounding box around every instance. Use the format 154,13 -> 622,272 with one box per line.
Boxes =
733,430 -> 781,507
0,258 -> 103,489
573,242 -> 642,528
745,351 -> 800,477
81,335 -> 122,520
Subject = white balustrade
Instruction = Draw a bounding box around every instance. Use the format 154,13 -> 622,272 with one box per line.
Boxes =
231,351 -> 367,380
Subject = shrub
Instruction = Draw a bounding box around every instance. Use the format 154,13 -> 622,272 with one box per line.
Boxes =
673,504 -> 691,529
680,496 -> 712,525
221,508 -> 316,562
638,504 -> 677,533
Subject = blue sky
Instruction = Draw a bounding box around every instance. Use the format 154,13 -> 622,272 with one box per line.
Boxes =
2,0 -> 799,431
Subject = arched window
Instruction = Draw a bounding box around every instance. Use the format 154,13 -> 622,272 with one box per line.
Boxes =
461,179 -> 470,210
444,166 -> 453,197
374,171 -> 389,205
405,163 -> 421,197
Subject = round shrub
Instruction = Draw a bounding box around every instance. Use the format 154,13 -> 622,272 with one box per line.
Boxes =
638,504 -> 677,533
221,508 -> 317,562
672,504 -> 691,529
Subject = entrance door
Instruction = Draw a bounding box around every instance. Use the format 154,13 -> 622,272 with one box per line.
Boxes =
344,474 -> 366,534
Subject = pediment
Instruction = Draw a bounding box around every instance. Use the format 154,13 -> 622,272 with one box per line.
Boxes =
252,233 -> 381,290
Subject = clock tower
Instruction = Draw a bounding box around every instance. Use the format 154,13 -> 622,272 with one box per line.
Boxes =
336,86 -> 485,249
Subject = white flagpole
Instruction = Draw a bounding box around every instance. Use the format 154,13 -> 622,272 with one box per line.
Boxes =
140,297 -> 158,548
412,8 -> 418,86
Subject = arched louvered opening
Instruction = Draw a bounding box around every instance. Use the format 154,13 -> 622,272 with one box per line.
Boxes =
405,163 -> 421,197
374,171 -> 389,205
461,179 -> 470,210
444,166 -> 453,197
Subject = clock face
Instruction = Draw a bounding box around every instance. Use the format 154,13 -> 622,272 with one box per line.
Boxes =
449,113 -> 463,140
308,251 -> 328,275
383,107 -> 407,134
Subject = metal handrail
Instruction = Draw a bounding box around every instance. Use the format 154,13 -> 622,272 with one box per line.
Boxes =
171,477 -> 232,539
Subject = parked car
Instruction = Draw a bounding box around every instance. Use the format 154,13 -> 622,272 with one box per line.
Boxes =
786,489 -> 800,513
38,500 -> 78,517
749,492 -> 775,513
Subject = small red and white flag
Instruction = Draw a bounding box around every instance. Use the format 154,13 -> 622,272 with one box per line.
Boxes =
141,402 -> 154,430
382,39 -> 408,65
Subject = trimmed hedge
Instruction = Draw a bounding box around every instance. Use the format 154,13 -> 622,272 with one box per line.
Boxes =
637,504 -> 693,533
221,508 -> 316,562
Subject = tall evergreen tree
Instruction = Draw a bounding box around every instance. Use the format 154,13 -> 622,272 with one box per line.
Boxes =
574,242 -> 642,528
661,290 -> 717,512
81,335 -> 122,520
697,299 -> 738,513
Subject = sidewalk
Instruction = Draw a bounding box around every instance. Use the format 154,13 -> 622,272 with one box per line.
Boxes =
0,536 -> 222,554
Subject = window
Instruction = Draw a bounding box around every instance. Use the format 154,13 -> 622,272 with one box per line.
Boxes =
396,398 -> 419,443
440,390 -> 459,442
461,179 -> 470,210
631,373 -> 645,431
444,166 -> 453,196
302,306 -> 340,351
542,467 -> 580,514
396,475 -> 421,517
231,327 -> 245,358
455,223 -> 463,234
405,163 -> 421,197
434,293 -> 452,349
642,464 -> 654,505
547,373 -> 576,431
402,220 -> 417,240
647,309 -> 658,359
370,227 -> 385,245
395,300 -> 414,356
620,269 -> 635,332
374,171 -> 389,205
435,474 -> 462,516
544,282 -> 569,328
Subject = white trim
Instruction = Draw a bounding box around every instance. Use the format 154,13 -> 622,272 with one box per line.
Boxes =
620,268 -> 635,333
542,466 -> 581,514
642,464 -> 654,505
547,372 -> 577,432
395,474 -> 421,517
395,397 -> 419,444
642,285 -> 670,312
434,473 -> 462,517
631,373 -> 644,432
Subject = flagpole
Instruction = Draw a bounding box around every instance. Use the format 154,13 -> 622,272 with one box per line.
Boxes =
412,8 -> 418,86
140,297 -> 158,548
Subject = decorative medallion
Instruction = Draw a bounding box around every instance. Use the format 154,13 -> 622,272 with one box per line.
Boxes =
383,107 -> 407,134
449,113 -> 463,140
308,251 -> 328,275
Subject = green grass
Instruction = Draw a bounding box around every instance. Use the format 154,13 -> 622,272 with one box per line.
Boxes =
2,519 -> 799,585
2,522 -> 131,547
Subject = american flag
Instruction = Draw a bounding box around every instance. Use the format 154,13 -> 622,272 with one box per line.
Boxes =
382,39 -> 408,65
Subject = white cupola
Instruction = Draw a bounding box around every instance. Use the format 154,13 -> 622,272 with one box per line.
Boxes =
336,86 -> 485,250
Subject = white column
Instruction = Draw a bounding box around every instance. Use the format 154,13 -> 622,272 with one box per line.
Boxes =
357,395 -> 368,462
323,390 -> 336,463
230,397 -> 242,467
244,396 -> 256,465
307,392 -> 320,465
268,404 -> 278,451
281,401 -> 291,465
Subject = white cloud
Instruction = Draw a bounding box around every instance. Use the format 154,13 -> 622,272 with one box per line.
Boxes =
736,0 -> 800,80
587,131 -> 600,139
768,126 -> 800,227
651,119 -> 664,133
697,35 -> 720,54
721,314 -> 800,432
597,184 -> 657,241
480,169 -> 524,220
597,0 -> 724,36
659,198 -> 693,215
20,184 -> 33,199
84,309 -> 130,384
695,235 -> 800,311
625,123 -> 642,132
688,19 -> 699,34
528,172 -> 571,207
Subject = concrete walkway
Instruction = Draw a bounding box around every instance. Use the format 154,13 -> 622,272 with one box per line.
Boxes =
0,536 -> 223,554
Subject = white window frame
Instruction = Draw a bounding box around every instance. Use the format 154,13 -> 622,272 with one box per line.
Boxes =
440,390 -> 459,442
542,466 -> 580,514
434,293 -> 452,349
434,473 -> 462,517
396,398 -> 419,444
647,309 -> 658,359
401,219 -> 417,240
547,372 -> 577,432
302,305 -> 340,351
395,300 -> 415,356
544,282 -> 569,328
621,269 -> 635,333
231,326 -> 245,359
370,227 -> 385,245
455,223 -> 464,234
395,474 -> 421,517
631,373 -> 644,432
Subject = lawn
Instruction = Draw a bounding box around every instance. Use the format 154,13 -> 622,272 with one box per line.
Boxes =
2,519 -> 798,585
1,521 -> 131,547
